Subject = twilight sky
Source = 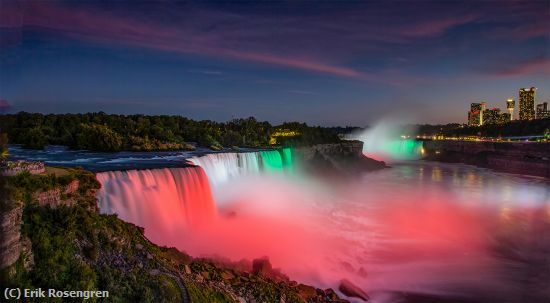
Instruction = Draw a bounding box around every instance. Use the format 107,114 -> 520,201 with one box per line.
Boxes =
0,0 -> 549,126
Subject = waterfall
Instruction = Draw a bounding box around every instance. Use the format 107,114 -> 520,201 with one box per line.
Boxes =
188,149 -> 293,187
382,139 -> 424,160
96,149 -> 293,241
96,166 -> 215,243
259,150 -> 283,172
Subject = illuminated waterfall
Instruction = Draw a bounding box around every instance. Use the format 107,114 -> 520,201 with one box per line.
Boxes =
96,167 -> 215,243
96,148 -> 294,247
260,150 -> 284,172
353,121 -> 424,161
188,149 -> 293,187
379,139 -> 424,160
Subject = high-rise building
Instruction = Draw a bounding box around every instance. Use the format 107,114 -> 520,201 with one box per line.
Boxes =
536,102 -> 550,119
483,108 -> 500,125
506,98 -> 515,120
519,87 -> 536,120
468,111 -> 479,126
468,102 -> 486,126
498,112 -> 511,124
482,108 -> 509,125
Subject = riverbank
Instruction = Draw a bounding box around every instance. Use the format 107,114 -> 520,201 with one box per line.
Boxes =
422,140 -> 550,178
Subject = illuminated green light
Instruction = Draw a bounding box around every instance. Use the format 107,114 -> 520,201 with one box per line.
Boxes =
381,139 -> 424,160
260,150 -> 284,172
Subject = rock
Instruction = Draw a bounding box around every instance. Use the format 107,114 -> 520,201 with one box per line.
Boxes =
237,297 -> 246,303
252,257 -> 272,276
324,288 -> 339,300
340,261 -> 355,273
135,243 -> 143,250
339,279 -> 369,301
221,270 -> 235,280
296,284 -> 317,300
200,271 -> 210,279
270,268 -> 290,281
358,267 -> 368,278
184,264 -> 192,275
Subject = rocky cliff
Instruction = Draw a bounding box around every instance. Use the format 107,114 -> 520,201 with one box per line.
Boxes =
0,178 -> 82,271
0,205 -> 23,269
295,141 -> 386,174
422,140 -> 550,178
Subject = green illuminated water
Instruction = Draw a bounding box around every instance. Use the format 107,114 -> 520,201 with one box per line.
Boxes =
280,148 -> 294,170
259,148 -> 294,172
368,139 -> 423,160
260,150 -> 284,172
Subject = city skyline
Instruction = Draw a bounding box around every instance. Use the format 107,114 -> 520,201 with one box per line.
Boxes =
467,86 -> 550,126
1,0 -> 549,126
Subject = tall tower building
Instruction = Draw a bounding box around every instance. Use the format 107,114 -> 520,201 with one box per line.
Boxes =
506,98 -> 515,121
468,102 -> 486,126
536,102 -> 549,119
480,101 -> 487,125
519,87 -> 536,120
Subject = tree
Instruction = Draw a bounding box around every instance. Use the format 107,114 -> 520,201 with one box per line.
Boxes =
75,123 -> 123,152
22,127 -> 47,149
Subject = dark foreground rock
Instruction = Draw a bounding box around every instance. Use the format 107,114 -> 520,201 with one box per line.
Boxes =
339,279 -> 369,301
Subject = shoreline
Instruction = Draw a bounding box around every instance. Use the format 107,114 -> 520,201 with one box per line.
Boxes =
422,140 -> 550,178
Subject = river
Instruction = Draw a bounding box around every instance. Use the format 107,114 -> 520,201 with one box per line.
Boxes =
9,146 -> 550,302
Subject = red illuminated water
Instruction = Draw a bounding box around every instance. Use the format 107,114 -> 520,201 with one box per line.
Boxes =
97,166 -> 215,244
97,161 -> 550,302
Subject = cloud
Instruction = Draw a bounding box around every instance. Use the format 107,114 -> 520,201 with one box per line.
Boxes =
402,14 -> 479,37
0,99 -> 12,112
487,57 -> 550,77
2,1 -> 547,84
187,69 -> 224,76
2,2 -> 365,78
287,90 -> 320,96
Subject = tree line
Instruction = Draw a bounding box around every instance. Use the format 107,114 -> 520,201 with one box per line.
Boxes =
438,118 -> 550,138
0,112 -> 340,151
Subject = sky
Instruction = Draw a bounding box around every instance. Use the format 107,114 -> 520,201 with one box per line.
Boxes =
0,0 -> 549,126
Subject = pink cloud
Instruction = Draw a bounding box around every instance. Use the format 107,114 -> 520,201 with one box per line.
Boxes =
5,2 -> 364,78
491,57 -> 550,77
403,14 -> 479,37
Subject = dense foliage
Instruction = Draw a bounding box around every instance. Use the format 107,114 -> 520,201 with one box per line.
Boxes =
0,112 -> 341,151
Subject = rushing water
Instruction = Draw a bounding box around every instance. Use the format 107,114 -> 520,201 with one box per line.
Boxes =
96,167 -> 216,243
6,144 -> 260,172
95,152 -> 550,303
